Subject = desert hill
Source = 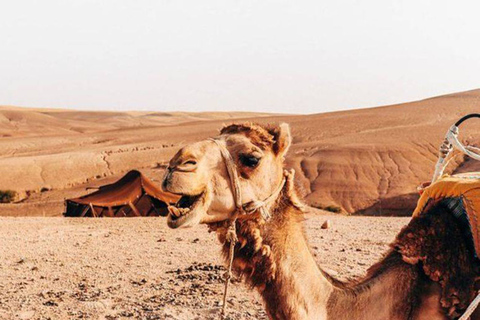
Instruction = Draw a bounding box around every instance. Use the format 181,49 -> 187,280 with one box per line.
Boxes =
0,89 -> 479,216
283,89 -> 480,214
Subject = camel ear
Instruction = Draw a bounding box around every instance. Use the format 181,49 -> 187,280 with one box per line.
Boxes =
272,123 -> 292,158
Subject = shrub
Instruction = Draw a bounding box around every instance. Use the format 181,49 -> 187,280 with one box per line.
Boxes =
311,202 -> 343,213
0,190 -> 17,203
324,205 -> 342,213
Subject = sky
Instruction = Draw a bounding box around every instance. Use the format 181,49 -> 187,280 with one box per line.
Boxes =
1,0 -> 479,114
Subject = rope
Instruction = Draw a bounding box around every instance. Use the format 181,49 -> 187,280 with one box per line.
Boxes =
467,145 -> 480,154
432,122 -> 480,183
209,138 -> 287,319
221,220 -> 238,319
432,138 -> 453,183
210,139 -> 243,209
242,176 -> 286,221
447,125 -> 480,162
210,139 -> 243,319
210,138 -> 286,221
459,291 -> 480,320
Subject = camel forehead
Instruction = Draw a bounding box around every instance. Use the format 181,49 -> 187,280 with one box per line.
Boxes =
225,133 -> 260,147
222,133 -> 274,152
220,123 -> 275,150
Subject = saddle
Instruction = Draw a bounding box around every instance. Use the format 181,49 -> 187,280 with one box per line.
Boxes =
401,114 -> 480,318
414,172 -> 480,260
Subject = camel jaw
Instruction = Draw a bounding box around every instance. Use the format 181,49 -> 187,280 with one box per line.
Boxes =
167,192 -> 205,228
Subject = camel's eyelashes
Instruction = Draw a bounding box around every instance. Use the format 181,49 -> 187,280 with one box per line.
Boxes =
239,154 -> 260,168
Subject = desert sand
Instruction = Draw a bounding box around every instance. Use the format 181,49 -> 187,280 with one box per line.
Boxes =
0,213 -> 409,319
1,89 -> 480,217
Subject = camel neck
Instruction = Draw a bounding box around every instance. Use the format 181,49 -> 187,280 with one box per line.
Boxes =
242,203 -> 440,320
257,204 -> 334,319
327,251 -> 428,320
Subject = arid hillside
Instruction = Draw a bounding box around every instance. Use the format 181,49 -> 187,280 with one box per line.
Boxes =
284,89 -> 480,215
0,89 -> 479,216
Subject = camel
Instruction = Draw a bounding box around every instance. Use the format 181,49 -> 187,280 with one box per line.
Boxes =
161,122 -> 480,320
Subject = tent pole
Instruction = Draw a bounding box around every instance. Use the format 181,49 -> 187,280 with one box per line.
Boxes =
129,201 -> 141,217
79,206 -> 89,217
150,202 -> 158,216
89,203 -> 98,217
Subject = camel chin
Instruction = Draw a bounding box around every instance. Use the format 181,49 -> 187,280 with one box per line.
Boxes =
167,192 -> 206,228
166,188 -> 231,228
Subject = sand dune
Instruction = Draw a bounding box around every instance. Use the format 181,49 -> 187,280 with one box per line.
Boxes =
0,89 -> 479,216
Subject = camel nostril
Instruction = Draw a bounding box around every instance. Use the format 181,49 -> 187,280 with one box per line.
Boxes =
182,160 -> 197,166
171,159 -> 198,172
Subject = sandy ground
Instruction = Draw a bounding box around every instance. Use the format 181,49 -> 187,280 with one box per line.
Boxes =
0,214 -> 410,320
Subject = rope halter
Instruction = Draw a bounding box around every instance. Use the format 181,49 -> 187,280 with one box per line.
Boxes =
209,138 -> 287,318
210,138 -> 286,221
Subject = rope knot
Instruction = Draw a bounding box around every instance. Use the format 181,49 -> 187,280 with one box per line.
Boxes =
242,200 -> 271,221
223,271 -> 232,281
225,223 -> 238,243
242,200 -> 263,213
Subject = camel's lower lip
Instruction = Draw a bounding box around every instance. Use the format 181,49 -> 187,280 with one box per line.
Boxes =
167,193 -> 204,228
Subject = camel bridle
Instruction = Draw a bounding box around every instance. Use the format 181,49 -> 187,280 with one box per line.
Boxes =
209,138 -> 287,319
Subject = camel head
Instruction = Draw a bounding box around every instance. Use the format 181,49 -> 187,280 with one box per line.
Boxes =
162,122 -> 292,228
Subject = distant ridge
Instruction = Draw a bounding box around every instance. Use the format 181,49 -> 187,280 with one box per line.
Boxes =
0,106 -> 276,138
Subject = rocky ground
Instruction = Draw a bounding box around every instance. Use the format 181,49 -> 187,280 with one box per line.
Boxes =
0,214 -> 410,319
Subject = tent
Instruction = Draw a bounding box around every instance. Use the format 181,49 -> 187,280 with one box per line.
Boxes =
64,170 -> 180,217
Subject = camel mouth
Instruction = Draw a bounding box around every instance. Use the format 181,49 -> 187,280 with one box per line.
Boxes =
167,192 -> 205,228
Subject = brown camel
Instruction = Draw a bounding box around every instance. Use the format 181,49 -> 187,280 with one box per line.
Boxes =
162,122 -> 480,320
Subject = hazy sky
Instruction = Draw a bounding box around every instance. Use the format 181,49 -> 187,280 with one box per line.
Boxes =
1,1 -> 479,114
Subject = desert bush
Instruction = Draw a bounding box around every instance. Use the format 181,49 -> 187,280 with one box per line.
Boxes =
0,190 -> 17,203
324,205 -> 342,213
311,203 -> 343,213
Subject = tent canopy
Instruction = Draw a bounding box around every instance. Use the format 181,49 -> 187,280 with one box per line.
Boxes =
64,170 -> 180,217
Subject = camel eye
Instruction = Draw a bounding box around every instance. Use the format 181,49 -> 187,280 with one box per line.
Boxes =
239,154 -> 260,168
